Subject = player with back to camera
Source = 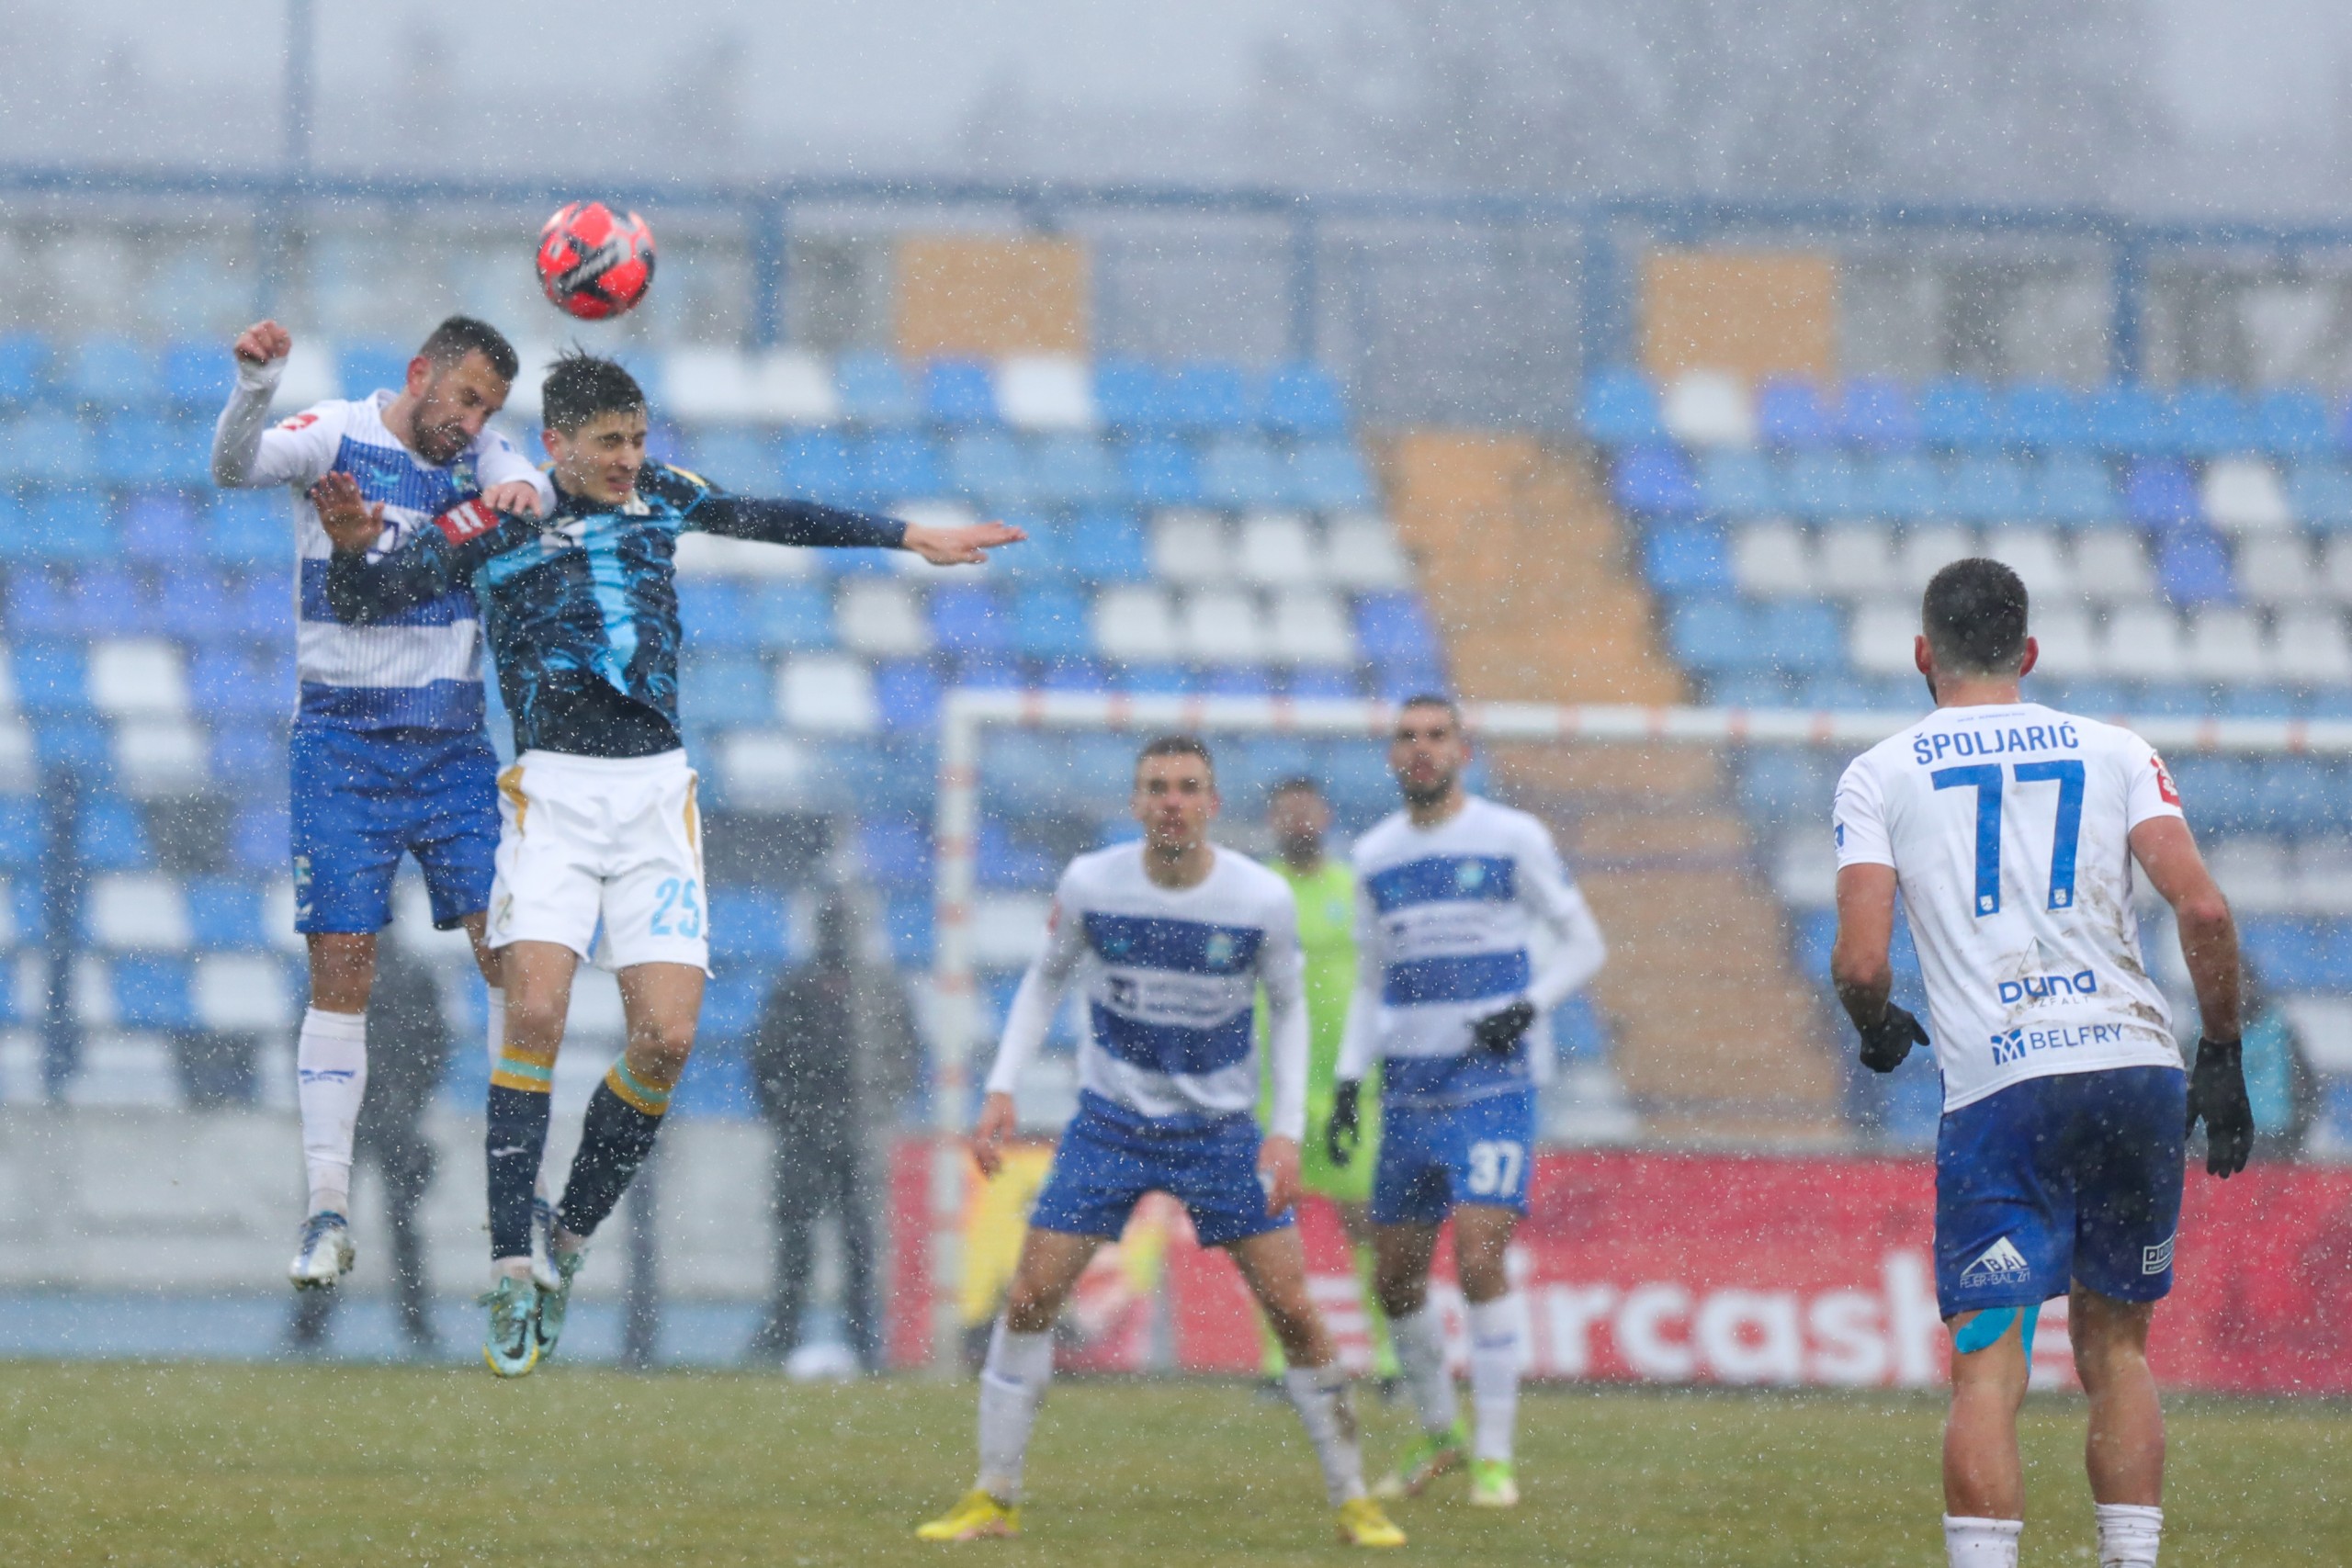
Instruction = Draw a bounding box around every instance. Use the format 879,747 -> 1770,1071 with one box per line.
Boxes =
1829,558 -> 2252,1568
916,738 -> 1407,1550
210,316 -> 552,1292
316,348 -> 1022,1376
1328,694 -> 1608,1509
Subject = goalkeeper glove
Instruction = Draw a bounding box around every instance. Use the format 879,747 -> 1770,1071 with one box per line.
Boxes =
1470,998 -> 1537,1056
1328,1079 -> 1362,1168
2185,1036 -> 2253,1179
1856,1003 -> 1928,1074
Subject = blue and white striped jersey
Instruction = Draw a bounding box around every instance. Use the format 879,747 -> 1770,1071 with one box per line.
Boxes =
1337,795 -> 1607,1107
210,356 -> 551,733
988,842 -> 1309,1137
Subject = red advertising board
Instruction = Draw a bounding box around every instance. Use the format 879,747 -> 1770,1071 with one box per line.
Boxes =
890,1140 -> 2352,1395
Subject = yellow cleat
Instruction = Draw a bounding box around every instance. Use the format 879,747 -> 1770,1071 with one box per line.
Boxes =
915,1489 -> 1020,1542
1336,1496 -> 1408,1548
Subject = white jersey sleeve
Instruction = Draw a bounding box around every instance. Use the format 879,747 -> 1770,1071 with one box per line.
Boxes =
211,356 -> 342,489
1255,881 -> 1310,1141
984,869 -> 1090,1100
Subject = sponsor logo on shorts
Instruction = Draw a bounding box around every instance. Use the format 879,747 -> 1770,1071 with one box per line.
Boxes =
1960,1236 -> 2031,1289
2143,1232 -> 2176,1275
291,854 -> 312,921
1990,1021 -> 2126,1065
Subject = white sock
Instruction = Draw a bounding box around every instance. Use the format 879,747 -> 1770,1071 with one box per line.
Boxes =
1388,1303 -> 1459,1439
1283,1365 -> 1367,1506
1465,1294 -> 1524,1464
484,986 -> 505,1070
2096,1503 -> 2162,1567
296,1008 -> 368,1217
1944,1516 -> 2022,1566
976,1319 -> 1054,1504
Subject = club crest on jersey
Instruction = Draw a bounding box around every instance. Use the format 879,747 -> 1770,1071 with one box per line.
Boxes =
1204,931 -> 1239,971
1960,1236 -> 2032,1288
278,412 -> 318,431
1454,861 -> 1489,892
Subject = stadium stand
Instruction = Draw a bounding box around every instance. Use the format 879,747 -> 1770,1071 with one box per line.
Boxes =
1584,366 -> 2352,1147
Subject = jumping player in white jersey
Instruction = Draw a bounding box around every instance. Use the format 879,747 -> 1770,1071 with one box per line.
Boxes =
1329,694 -> 1607,1509
1830,558 -> 2252,1568
211,316 -> 552,1291
916,737 -> 1405,1550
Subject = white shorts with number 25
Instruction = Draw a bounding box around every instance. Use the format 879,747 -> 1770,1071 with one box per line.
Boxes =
487,749 -> 709,973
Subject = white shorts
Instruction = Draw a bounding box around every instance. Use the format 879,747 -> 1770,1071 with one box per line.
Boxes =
488,749 -> 709,973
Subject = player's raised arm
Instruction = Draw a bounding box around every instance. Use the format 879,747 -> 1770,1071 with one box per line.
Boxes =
211,319 -> 335,488
319,486 -> 532,624
679,468 -> 1025,564
972,886 -> 1087,1178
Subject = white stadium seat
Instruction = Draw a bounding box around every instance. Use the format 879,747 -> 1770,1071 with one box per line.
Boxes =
1896,525 -> 1977,592
969,894 -> 1053,969
498,344 -> 562,420
1818,522 -> 1900,599
2201,458 -> 2293,532
834,580 -> 930,657
193,953 -> 296,1032
1321,514 -> 1413,590
2236,535 -> 2319,605
1150,511 -> 1233,585
2099,604 -> 2187,681
0,722 -> 28,793
1732,521 -> 1813,597
0,647 -> 16,713
2025,603 -> 2098,680
1266,590 -> 1356,665
662,348 -> 841,425
88,639 -> 187,719
778,655 -> 877,734
2205,836 -> 2294,913
994,356 -> 1098,433
1091,586 -> 1182,663
715,732 -> 820,812
1237,513 -> 1323,587
2273,609 -> 2352,685
673,532 -> 816,580
1179,590 -> 1270,664
1984,524 -> 2074,600
1848,600 -> 1920,676
91,874 -> 190,952
268,338 -> 342,413
2181,606 -> 2269,683
2321,536 -> 2352,603
1661,371 -> 1755,447
0,879 -> 13,949
113,719 -> 209,798
2072,530 -> 2157,602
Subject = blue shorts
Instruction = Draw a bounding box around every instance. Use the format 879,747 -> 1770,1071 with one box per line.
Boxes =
1028,1094 -> 1291,1250
1371,1088 -> 1536,1226
289,724 -> 501,934
1935,1066 -> 2187,1319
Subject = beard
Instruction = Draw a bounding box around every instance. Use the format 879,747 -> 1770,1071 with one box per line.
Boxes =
1277,831 -> 1322,865
1399,769 -> 1454,808
409,382 -> 470,465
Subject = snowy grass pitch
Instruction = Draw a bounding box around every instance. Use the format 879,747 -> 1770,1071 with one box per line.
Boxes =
0,1364 -> 2345,1563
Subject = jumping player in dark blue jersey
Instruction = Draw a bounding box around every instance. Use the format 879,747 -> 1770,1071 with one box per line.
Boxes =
318,349 -> 1021,1374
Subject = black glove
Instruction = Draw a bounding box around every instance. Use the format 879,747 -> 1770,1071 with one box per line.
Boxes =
1328,1079 -> 1362,1168
1470,998 -> 1537,1057
2185,1036 -> 2253,1179
1856,1004 -> 1928,1074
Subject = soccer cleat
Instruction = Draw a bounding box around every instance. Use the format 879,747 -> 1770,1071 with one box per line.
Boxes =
1372,1419 -> 1468,1499
532,1245 -> 588,1363
1336,1496 -> 1407,1548
287,1212 -> 355,1290
915,1489 -> 1020,1542
529,1196 -> 561,1292
1467,1459 -> 1520,1508
480,1276 -> 540,1379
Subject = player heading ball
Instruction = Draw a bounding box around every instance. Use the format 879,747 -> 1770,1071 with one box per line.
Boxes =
1830,558 -> 2251,1568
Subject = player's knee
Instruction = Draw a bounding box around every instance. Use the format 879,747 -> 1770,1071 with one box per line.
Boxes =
1374,1271 -> 1426,1320
1002,1280 -> 1062,1334
629,1016 -> 696,1082
503,991 -> 568,1053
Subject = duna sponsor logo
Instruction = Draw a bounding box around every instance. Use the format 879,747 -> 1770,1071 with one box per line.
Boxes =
1997,939 -> 2098,1008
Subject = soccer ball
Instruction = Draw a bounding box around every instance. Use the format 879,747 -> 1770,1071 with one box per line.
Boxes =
535,201 -> 656,320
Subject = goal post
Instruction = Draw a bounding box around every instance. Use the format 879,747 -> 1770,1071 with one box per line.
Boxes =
918,688 -> 2352,1368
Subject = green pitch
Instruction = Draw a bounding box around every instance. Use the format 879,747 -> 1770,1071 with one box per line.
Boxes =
0,1364 -> 2345,1565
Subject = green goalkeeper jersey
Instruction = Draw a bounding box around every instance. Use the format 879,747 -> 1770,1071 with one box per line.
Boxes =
1261,856 -> 1370,1117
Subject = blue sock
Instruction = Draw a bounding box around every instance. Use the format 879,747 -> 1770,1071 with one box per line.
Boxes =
486,1084 -> 551,1261
554,1069 -> 669,1240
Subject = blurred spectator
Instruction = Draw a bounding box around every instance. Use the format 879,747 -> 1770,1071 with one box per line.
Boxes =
288,931 -> 451,1354
2243,965 -> 2319,1160
744,889 -> 918,1371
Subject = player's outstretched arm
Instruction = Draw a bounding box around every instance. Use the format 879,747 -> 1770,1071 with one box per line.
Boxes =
320,489 -> 531,624
1832,863 -> 1928,1072
2132,815 -> 2252,1175
688,478 -> 1024,565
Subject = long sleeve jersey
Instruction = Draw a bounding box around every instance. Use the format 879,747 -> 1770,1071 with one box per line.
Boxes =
324,461 -> 905,758
1336,795 -> 1608,1107
986,843 -> 1311,1139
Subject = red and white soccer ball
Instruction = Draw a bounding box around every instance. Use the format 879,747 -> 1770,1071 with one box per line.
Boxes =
535,201 -> 656,321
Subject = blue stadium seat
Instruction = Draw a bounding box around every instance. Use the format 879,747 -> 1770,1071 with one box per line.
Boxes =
2257,761 -> 2349,837
679,653 -> 775,728
1693,449 -> 1773,514
103,414 -> 208,488
25,490 -> 115,564
1260,364 -> 1348,438
2253,389 -> 2330,458
879,892 -> 934,965
1198,437 -> 1285,508
1027,434 -> 1121,507
230,799 -> 288,873
2030,455 -> 2120,525
79,798 -> 153,870
987,513 -> 1067,581
1756,377 -> 1833,450
2133,682 -> 2209,718
1917,378 -> 1997,449
857,816 -> 933,890
689,428 -> 783,492
1707,670 -> 1799,708
119,493 -> 202,569
1009,586 -> 1093,661
946,431 -> 1032,508
2287,462 -> 2352,529
860,430 -> 945,501
34,716 -> 108,775
231,576 -> 294,643
210,728 -> 282,784
1123,436 -> 1203,506
13,644 -> 88,714
873,659 -> 942,731
1614,446 -> 1702,515
1290,443 -> 1375,510
781,431 -> 859,505
0,333 -> 51,404
2156,529 -> 2235,605
1064,510 -> 1152,582
2126,459 -> 2201,529
3,412 -> 99,487
189,645 -> 285,718
1166,363 -> 1252,434
1284,667 -> 1363,700
1200,667 -> 1274,698
677,581 -> 759,650
951,653 -> 1023,690
187,878 -> 266,950
77,566 -> 153,636
923,359 -> 999,426
1997,383 -> 2090,451
1737,750 -> 1838,826
750,583 -> 834,649
2167,385 -> 2249,458
1643,523 -> 1731,594
205,491 -> 284,568
835,354 -> 919,425
1784,452 -> 1866,519
1125,662 -> 1195,694
1756,601 -> 1842,673
1945,454 -> 2029,523
2218,684 -> 2297,719
1865,454 -> 1945,521
1667,599 -> 1756,672
1373,662 -> 1448,704
160,573 -> 236,641
1317,742 -> 1399,819
1838,377 -> 1919,452
339,343 -> 413,400
65,337 -> 160,411
1354,592 -> 1442,669
2089,385 -> 2172,455
1579,367 -> 1664,446
6,569 -> 76,637
1038,655 -> 1114,691
1094,360 -> 1172,430
930,584 -> 1010,656
112,957 -> 193,1029
976,819 -> 1058,890
0,798 -> 41,871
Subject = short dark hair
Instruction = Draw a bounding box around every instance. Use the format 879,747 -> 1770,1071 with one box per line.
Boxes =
1397,693 -> 1463,726
1270,775 -> 1323,800
1922,558 -> 2030,676
1135,733 -> 1215,779
542,348 -> 646,434
416,315 -> 519,384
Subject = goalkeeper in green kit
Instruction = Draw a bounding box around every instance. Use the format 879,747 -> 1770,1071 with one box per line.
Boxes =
1258,777 -> 1399,1387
